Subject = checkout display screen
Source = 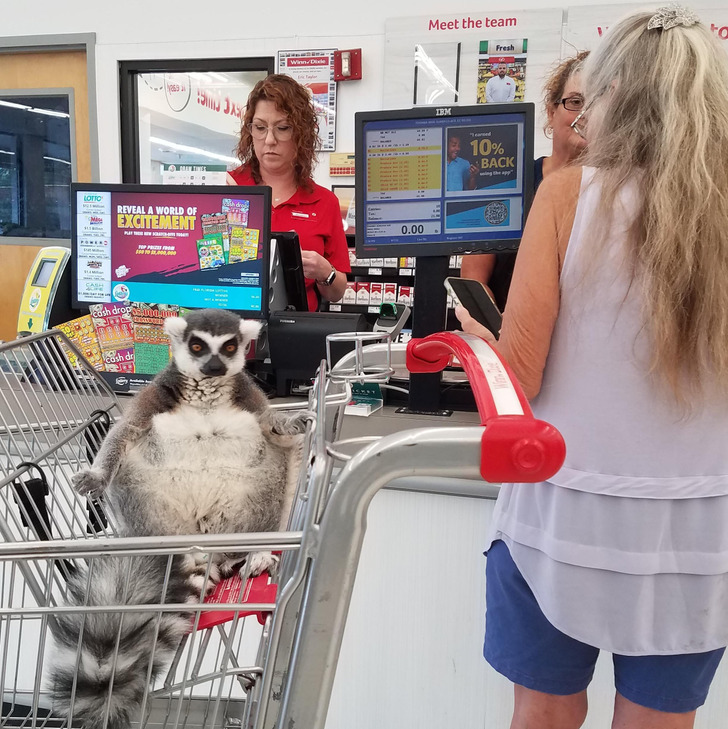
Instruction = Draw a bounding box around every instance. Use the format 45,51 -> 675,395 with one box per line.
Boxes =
355,104 -> 535,258
32,259 -> 56,287
71,184 -> 271,318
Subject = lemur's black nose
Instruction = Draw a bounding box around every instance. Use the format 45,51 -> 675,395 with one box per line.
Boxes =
201,355 -> 226,376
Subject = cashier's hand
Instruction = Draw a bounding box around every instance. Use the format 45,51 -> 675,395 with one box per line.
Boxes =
455,305 -> 498,345
300,250 -> 330,281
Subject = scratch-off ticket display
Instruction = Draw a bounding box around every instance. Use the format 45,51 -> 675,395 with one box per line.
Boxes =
73,185 -> 270,317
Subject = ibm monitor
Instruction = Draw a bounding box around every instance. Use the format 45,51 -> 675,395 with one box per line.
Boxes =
355,103 -> 535,259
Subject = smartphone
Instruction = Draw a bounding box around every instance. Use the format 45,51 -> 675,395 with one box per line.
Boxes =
445,276 -> 502,338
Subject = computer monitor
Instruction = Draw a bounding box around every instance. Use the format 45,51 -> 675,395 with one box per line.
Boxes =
71,183 -> 271,318
355,103 -> 535,414
267,310 -> 369,396
355,103 -> 535,259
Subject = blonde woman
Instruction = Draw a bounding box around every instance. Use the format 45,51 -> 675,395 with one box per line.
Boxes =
458,6 -> 728,729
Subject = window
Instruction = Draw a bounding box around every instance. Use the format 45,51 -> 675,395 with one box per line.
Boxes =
120,59 -> 274,184
0,94 -> 72,238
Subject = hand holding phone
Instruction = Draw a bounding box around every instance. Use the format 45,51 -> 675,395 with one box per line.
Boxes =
445,277 -> 502,339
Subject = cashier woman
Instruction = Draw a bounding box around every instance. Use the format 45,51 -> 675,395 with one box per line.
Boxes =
227,74 -> 350,312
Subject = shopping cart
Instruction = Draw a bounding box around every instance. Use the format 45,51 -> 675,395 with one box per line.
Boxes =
0,327 -> 564,729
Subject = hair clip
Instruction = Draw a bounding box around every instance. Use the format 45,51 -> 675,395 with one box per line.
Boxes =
647,3 -> 699,30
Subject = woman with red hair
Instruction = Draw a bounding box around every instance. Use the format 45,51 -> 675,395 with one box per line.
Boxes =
228,74 -> 349,311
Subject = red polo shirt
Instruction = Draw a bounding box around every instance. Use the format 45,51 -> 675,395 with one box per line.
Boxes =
229,166 -> 351,311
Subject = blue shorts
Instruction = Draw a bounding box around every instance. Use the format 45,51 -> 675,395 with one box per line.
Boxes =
484,539 -> 725,713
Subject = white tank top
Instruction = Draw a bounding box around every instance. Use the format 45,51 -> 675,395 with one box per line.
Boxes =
536,167 -> 728,498
487,167 -> 728,654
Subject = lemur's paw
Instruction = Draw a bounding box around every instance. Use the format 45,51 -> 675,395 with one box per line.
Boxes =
263,410 -> 310,447
245,551 -> 279,577
184,553 -> 221,600
72,469 -> 107,496
275,410 -> 310,435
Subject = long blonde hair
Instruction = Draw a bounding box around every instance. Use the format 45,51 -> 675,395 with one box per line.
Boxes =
582,8 -> 728,401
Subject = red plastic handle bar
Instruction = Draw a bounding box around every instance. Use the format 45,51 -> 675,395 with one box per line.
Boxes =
406,331 -> 565,483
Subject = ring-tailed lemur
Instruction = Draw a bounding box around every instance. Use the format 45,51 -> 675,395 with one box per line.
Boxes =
50,308 -> 307,729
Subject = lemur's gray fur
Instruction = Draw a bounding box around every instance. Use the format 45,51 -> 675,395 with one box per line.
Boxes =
50,308 -> 306,729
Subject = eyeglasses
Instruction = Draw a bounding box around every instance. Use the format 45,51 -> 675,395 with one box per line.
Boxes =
569,89 -> 607,139
569,97 -> 598,139
558,95 -> 585,112
247,122 -> 294,141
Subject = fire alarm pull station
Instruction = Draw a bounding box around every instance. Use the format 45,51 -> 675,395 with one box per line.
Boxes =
333,49 -> 362,81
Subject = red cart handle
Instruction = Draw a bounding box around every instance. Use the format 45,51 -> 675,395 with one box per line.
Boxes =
407,331 -> 565,483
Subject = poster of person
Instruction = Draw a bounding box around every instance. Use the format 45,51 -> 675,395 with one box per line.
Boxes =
277,49 -> 337,151
445,123 -> 521,194
477,39 -> 528,104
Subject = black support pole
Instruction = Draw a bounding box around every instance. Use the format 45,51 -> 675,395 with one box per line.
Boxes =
401,255 -> 451,415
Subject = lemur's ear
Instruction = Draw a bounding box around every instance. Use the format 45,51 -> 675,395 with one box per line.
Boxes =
239,319 -> 262,348
164,317 -> 188,340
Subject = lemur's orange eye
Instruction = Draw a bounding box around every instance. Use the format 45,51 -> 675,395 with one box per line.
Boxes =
225,343 -> 236,353
191,343 -> 202,352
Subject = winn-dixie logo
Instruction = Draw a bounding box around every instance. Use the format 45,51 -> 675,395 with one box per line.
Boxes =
285,57 -> 329,66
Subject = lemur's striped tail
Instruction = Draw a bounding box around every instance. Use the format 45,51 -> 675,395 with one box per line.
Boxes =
49,553 -> 210,729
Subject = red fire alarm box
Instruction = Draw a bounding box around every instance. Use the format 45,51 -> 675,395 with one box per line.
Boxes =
334,49 -> 362,81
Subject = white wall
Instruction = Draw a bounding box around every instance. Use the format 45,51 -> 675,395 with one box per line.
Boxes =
0,0 -> 642,189
329,486 -> 728,729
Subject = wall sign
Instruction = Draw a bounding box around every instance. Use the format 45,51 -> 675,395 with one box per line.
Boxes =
564,3 -> 728,50
278,49 -> 338,151
383,9 -> 563,158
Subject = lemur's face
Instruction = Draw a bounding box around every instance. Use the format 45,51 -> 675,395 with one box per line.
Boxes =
164,312 -> 261,379
182,330 -> 245,378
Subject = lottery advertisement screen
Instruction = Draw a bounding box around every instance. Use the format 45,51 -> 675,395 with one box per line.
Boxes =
71,184 -> 271,317
355,103 -> 534,258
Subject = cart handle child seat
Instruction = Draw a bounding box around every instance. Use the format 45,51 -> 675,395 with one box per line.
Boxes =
407,331 -> 565,483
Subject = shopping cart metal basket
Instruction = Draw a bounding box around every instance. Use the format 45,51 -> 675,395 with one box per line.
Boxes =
0,327 -> 564,729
